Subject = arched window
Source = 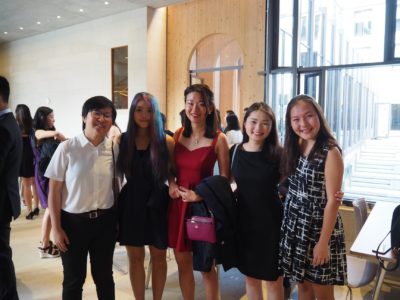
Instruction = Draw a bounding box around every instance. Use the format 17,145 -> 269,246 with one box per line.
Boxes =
189,34 -> 243,125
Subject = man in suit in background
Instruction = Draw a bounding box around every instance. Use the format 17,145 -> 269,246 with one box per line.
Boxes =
0,75 -> 22,300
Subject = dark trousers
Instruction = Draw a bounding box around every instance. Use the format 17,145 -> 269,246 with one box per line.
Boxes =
60,210 -> 117,300
0,222 -> 19,300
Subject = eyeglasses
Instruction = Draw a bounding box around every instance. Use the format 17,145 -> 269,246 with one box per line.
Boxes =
91,110 -> 113,120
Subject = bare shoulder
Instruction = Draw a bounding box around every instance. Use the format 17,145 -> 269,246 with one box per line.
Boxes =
326,146 -> 343,171
217,132 -> 228,144
166,134 -> 175,149
327,146 -> 342,161
216,132 -> 229,152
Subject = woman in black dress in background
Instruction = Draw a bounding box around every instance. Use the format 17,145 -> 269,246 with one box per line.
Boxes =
117,92 -> 174,300
15,104 -> 39,219
230,102 -> 283,300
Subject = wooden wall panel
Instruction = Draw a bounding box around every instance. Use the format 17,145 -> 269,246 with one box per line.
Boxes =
166,0 -> 265,130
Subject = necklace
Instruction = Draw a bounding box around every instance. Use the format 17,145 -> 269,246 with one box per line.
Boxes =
192,136 -> 202,145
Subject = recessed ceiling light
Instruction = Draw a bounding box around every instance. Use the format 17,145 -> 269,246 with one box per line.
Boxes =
19,27 -> 24,30
37,21 -> 41,25
4,32 -> 8,34
79,8 -> 84,12
105,1 -> 109,4
57,15 -> 61,19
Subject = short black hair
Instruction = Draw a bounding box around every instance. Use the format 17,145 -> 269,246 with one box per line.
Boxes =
82,96 -> 116,130
0,76 -> 10,103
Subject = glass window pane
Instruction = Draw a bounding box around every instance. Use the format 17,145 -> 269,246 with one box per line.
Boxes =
268,73 -> 294,138
278,0 -> 293,67
112,46 -> 128,109
298,0 -> 385,67
395,0 -> 400,57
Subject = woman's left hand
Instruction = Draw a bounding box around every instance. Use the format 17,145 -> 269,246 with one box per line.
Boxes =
178,186 -> 202,202
312,242 -> 330,266
335,190 -> 344,204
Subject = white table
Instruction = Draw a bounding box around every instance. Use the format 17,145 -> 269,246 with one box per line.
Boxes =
350,201 -> 398,300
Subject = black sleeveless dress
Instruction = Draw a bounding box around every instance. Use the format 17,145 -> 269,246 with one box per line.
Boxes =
117,138 -> 168,249
231,144 -> 283,280
19,136 -> 35,178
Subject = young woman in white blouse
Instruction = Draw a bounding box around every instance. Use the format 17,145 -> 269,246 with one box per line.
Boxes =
47,96 -> 118,299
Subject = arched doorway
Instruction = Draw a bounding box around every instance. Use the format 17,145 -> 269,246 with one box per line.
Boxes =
188,34 -> 243,127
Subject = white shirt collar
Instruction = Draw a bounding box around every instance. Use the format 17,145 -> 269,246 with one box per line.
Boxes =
77,132 -> 107,148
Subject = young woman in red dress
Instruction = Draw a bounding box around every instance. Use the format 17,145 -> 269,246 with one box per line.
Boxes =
168,84 -> 230,300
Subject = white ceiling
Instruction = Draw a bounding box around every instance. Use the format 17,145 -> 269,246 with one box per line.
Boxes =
0,0 -> 186,44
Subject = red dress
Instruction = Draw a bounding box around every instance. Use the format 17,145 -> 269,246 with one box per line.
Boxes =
168,128 -> 219,252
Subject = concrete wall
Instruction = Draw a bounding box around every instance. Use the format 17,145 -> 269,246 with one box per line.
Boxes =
0,7 -> 166,137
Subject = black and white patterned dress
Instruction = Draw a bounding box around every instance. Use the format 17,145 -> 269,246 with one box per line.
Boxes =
279,144 -> 347,285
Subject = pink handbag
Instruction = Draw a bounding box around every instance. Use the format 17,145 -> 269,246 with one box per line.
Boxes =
185,215 -> 216,244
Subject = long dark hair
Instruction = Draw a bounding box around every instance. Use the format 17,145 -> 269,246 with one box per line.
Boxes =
281,94 -> 339,177
33,106 -> 55,131
15,104 -> 33,135
182,84 -> 218,138
117,92 -> 168,185
242,102 -> 282,161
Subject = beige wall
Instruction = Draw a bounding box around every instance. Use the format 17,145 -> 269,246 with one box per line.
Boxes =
166,0 -> 266,130
0,7 -> 166,137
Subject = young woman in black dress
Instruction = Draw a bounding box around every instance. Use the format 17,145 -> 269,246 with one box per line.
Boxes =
15,104 -> 39,219
117,92 -> 174,300
230,102 -> 284,300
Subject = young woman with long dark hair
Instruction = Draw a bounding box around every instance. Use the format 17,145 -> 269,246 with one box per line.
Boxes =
279,95 -> 347,300
168,84 -> 229,300
32,106 -> 66,258
15,104 -> 39,219
117,92 -> 174,300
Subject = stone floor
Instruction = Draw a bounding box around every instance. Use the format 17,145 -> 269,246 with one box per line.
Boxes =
10,206 -> 400,299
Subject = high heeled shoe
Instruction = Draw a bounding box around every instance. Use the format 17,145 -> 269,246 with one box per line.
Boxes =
33,207 -> 40,216
38,241 -> 60,258
25,211 -> 35,220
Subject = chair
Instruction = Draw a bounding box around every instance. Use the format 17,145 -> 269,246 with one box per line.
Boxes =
346,198 -> 379,299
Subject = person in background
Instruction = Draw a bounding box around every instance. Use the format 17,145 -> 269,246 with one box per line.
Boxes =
47,96 -> 118,299
0,75 -> 22,300
32,106 -> 66,258
230,102 -> 283,300
223,110 -> 235,132
168,84 -> 229,300
179,109 -> 186,127
225,114 -> 243,147
279,94 -> 347,300
160,112 -> 174,137
117,92 -> 174,300
15,104 -> 39,219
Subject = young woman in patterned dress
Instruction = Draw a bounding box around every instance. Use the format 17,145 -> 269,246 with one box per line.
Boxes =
279,95 -> 347,300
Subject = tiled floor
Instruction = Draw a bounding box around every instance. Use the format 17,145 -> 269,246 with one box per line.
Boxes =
10,207 -> 400,299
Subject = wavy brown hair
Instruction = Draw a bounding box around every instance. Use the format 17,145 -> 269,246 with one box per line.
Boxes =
281,94 -> 339,177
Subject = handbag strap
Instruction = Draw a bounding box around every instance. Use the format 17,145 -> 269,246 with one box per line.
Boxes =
231,143 -> 239,169
111,141 -> 118,209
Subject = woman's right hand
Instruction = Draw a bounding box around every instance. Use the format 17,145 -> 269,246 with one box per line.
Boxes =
55,131 -> 66,141
53,227 -> 70,252
169,181 -> 180,199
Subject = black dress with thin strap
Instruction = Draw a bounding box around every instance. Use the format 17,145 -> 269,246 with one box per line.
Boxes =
117,135 -> 168,249
19,135 -> 35,178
